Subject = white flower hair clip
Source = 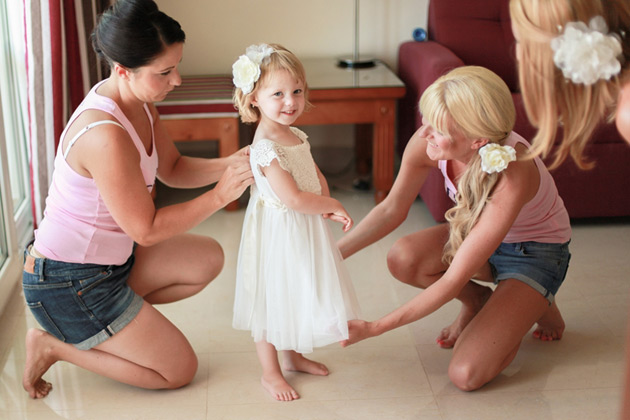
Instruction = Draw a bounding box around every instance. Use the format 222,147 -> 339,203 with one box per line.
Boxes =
478,143 -> 516,174
232,44 -> 274,94
550,16 -> 622,85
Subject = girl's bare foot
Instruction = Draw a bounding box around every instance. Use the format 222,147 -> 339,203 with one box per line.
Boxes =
532,301 -> 565,341
282,351 -> 329,376
261,373 -> 300,401
23,328 -> 58,399
436,285 -> 492,348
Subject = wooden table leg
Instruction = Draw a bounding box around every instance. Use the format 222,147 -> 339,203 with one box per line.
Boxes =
372,101 -> 396,203
355,124 -> 372,178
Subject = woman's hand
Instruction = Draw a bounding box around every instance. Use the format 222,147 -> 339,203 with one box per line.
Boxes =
226,146 -> 251,165
212,153 -> 254,207
340,319 -> 374,347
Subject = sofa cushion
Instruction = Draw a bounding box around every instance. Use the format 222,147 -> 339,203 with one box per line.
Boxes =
429,0 -> 518,92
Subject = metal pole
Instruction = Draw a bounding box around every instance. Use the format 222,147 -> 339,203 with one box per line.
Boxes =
354,0 -> 359,61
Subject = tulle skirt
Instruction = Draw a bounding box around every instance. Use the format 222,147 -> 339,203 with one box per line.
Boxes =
233,197 -> 361,354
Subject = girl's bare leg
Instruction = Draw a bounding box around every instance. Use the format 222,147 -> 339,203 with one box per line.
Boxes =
447,279 -> 553,391
282,350 -> 329,376
23,233 -> 221,398
255,341 -> 299,401
387,224 -> 494,348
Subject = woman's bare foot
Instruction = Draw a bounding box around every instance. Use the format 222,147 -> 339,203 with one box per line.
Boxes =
261,373 -> 300,401
282,351 -> 329,376
532,301 -> 565,341
23,328 -> 58,398
436,284 -> 493,348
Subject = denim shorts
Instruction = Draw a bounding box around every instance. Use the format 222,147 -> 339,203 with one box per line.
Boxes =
22,247 -> 144,350
489,241 -> 571,304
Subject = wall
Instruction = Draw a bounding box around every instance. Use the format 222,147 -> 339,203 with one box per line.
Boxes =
155,0 -> 429,160
156,0 -> 429,75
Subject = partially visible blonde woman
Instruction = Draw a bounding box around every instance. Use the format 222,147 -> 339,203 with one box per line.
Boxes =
510,0 -> 630,416
338,66 -> 572,391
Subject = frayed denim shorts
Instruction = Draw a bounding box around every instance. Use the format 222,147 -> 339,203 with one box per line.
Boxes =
489,241 -> 571,304
22,246 -> 144,350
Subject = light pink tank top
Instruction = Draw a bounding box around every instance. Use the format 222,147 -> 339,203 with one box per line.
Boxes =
439,131 -> 571,244
34,79 -> 159,265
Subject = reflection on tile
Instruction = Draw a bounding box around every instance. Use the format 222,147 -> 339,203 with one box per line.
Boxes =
1,187 -> 629,420
437,387 -> 621,420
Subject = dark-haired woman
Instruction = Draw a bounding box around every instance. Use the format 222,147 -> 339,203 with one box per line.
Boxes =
21,0 -> 253,398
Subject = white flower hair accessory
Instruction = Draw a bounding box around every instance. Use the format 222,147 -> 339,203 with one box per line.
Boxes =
478,143 -> 516,174
232,44 -> 274,94
550,16 -> 622,85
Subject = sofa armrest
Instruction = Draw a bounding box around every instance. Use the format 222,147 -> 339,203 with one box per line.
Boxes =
398,40 -> 465,99
397,41 -> 466,156
397,41 -> 465,222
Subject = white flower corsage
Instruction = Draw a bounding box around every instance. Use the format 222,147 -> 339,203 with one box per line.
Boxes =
232,44 -> 274,94
550,16 -> 622,85
478,143 -> 516,174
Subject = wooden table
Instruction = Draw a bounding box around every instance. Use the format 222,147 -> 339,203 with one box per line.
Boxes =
296,59 -> 405,203
155,75 -> 240,210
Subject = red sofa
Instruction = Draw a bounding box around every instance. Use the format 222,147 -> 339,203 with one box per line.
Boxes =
397,0 -> 630,222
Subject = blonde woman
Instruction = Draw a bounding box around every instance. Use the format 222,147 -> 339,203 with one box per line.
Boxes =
509,0 -> 630,415
337,66 -> 571,391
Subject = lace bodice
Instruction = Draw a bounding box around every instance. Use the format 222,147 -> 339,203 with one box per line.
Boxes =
250,128 -> 321,195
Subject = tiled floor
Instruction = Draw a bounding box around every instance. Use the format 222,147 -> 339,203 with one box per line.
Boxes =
1,176 -> 629,419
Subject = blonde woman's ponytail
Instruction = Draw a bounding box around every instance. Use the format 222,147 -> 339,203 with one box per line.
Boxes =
442,155 -> 500,264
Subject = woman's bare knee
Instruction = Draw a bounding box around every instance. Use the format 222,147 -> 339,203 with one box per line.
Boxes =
164,351 -> 198,389
387,238 -> 420,284
190,236 -> 224,287
448,360 -> 486,392
205,238 -> 224,282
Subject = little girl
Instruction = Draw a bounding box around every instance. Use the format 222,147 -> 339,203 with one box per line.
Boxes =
231,43 -> 361,402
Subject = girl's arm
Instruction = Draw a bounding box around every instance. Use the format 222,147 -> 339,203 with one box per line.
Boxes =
316,164 -> 331,197
82,123 -> 253,247
342,149 -> 538,346
337,130 -> 437,259
262,159 -> 352,230
150,104 -> 250,188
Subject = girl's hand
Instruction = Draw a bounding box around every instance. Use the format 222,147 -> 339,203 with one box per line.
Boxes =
340,319 -> 373,347
324,203 -> 353,232
324,212 -> 353,231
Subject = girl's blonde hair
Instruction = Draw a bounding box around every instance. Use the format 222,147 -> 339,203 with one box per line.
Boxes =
233,43 -> 310,123
510,0 -> 630,169
419,66 -> 516,264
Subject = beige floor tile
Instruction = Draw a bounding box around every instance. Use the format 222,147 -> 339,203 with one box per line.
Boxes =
206,397 -> 440,420
437,387 -> 621,420
1,184 -> 628,420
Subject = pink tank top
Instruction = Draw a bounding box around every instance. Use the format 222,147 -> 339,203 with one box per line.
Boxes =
439,132 -> 571,244
34,79 -> 159,265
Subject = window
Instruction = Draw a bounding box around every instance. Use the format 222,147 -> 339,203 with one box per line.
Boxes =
0,0 -> 33,314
